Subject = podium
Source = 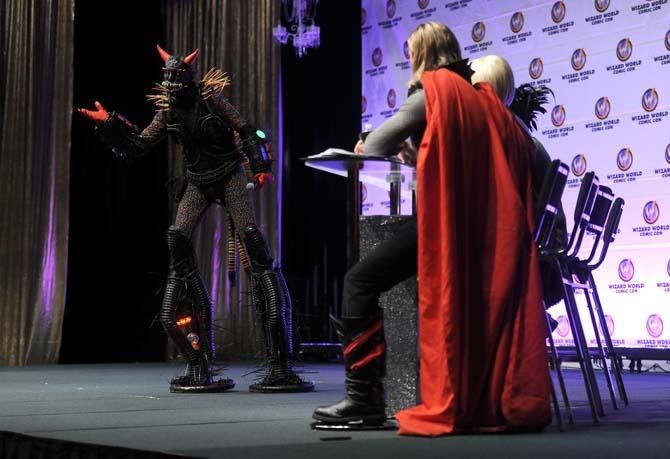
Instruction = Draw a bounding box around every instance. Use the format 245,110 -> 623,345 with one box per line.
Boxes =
303,152 -> 419,417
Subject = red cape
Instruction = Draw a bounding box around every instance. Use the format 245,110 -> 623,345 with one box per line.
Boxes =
395,69 -> 552,436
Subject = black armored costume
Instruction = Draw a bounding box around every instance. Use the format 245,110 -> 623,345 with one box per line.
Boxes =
78,46 -> 313,393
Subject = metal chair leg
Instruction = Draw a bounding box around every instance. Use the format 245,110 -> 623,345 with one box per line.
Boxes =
566,283 -> 605,417
546,312 -> 574,424
583,287 -> 618,410
589,273 -> 629,406
550,377 -> 566,432
556,259 -> 600,422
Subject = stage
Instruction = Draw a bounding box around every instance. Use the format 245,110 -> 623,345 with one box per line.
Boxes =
1,363 -> 669,458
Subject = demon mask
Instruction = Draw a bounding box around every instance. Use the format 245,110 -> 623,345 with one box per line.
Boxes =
157,45 -> 200,106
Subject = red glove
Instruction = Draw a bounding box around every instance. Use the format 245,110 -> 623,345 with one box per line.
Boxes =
75,101 -> 110,124
254,172 -> 274,188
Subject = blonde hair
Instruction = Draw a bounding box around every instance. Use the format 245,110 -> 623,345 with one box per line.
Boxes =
407,22 -> 462,87
470,55 -> 516,106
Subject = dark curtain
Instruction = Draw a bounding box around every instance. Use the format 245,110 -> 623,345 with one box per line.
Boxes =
161,0 -> 280,358
60,1 -> 167,364
0,0 -> 74,365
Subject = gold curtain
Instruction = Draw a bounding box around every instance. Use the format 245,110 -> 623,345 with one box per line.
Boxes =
161,0 -> 281,358
0,0 -> 74,365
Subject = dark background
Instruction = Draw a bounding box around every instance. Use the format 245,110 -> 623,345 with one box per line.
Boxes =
60,0 -> 360,363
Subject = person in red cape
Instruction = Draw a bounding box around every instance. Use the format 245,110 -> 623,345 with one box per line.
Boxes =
313,22 -> 551,435
395,47 -> 552,435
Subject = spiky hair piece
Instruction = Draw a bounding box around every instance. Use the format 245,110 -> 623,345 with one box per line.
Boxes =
200,68 -> 231,100
146,84 -> 169,111
510,84 -> 554,131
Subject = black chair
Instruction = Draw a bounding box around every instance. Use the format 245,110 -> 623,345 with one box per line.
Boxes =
566,186 -> 619,410
570,195 -> 628,408
534,159 -> 571,429
550,171 -> 605,422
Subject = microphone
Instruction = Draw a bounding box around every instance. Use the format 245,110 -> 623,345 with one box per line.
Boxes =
359,123 -> 373,142
246,182 -> 256,190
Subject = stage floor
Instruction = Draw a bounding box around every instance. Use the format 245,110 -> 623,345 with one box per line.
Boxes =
1,363 -> 669,458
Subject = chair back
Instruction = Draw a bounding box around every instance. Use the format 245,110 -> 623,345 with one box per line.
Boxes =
590,197 -> 625,270
584,186 -> 615,262
567,172 -> 599,256
535,160 -> 569,249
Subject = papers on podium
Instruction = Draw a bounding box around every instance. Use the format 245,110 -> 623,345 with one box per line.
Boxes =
306,148 -> 357,159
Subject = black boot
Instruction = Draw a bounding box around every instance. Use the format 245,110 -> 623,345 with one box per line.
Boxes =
249,268 -> 314,393
312,314 -> 386,426
241,225 -> 313,393
163,226 -> 234,393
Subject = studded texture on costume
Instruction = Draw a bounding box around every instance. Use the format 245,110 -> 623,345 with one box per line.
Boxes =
85,46 -> 307,392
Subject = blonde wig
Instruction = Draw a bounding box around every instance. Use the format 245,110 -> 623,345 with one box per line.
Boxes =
470,55 -> 516,106
407,22 -> 462,87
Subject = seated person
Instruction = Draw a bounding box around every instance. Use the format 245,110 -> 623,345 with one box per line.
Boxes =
313,23 -> 551,436
471,55 -> 567,310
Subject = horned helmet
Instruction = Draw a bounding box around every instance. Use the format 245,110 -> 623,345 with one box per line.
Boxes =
156,45 -> 200,105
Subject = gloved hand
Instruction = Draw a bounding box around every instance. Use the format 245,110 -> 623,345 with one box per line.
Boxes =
75,101 -> 110,124
254,172 -> 274,188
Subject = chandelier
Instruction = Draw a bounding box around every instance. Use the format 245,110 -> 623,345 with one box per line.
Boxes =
273,0 -> 321,57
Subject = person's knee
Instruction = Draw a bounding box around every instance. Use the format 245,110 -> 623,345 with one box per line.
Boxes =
343,264 -> 370,292
167,225 -> 189,253
167,226 -> 195,275
160,279 -> 181,330
242,225 -> 273,271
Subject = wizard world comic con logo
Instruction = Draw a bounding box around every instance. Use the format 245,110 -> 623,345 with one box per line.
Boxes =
361,8 -> 367,27
665,30 -> 670,51
571,154 -> 587,177
618,259 -> 635,282
595,97 -> 611,120
510,12 -> 524,33
617,148 -> 633,171
552,1 -> 567,23
403,40 -> 410,60
604,315 -> 615,336
595,0 -> 610,13
617,38 -> 633,62
647,314 -> 664,338
666,143 -> 670,164
529,58 -> 544,80
372,48 -> 383,67
643,200 -> 660,225
571,48 -> 587,71
667,258 -> 670,277
642,88 -> 659,112
418,0 -> 430,10
386,0 -> 397,18
472,22 -> 486,43
361,96 -> 367,114
551,105 -> 566,127
556,316 -> 570,337
387,89 -> 397,109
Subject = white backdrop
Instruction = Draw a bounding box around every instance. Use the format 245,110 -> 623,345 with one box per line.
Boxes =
361,0 -> 670,350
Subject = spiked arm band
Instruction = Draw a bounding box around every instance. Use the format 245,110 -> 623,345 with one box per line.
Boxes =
239,124 -> 273,175
95,111 -> 166,162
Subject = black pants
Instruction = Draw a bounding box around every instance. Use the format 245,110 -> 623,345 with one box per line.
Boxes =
342,218 -> 417,318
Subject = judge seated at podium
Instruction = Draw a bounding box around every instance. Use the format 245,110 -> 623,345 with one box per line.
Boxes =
313,21 -> 552,436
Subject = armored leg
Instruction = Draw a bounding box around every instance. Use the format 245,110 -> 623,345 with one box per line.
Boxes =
242,224 -> 314,393
161,226 -> 234,393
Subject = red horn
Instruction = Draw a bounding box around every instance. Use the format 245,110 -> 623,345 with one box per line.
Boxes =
184,48 -> 200,66
156,44 -> 171,63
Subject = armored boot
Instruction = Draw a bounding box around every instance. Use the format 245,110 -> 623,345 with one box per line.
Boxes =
162,226 -> 234,393
249,268 -> 314,392
312,314 -> 386,427
242,225 -> 314,393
